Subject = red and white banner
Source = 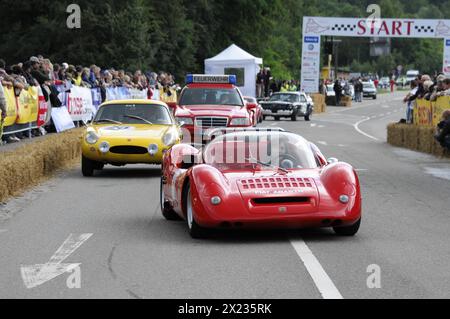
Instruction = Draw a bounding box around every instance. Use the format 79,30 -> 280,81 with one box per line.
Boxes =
37,87 -> 49,127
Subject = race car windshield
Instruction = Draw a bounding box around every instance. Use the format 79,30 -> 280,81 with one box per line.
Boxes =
269,94 -> 299,103
94,104 -> 173,125
179,88 -> 244,107
203,132 -> 318,171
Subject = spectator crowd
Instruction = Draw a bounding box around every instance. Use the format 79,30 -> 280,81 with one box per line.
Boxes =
401,73 -> 450,150
0,55 -> 179,145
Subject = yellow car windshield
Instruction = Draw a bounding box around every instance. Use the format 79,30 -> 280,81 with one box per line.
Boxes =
94,104 -> 173,125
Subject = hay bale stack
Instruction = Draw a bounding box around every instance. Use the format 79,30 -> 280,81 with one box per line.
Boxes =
340,96 -> 352,107
387,123 -> 405,147
0,128 -> 83,202
311,94 -> 326,114
388,123 -> 450,159
417,126 -> 434,154
404,125 -> 419,151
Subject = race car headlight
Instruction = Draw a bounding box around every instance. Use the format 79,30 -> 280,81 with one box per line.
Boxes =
85,131 -> 99,145
230,118 -> 250,126
163,131 -> 177,147
176,117 -> 194,126
211,196 -> 222,206
99,142 -> 110,154
148,144 -> 159,156
339,195 -> 350,204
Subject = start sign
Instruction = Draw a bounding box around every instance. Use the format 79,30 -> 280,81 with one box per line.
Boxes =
301,16 -> 450,93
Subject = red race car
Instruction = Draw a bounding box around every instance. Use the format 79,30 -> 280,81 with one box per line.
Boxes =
168,75 -> 254,143
160,128 -> 362,238
244,96 -> 263,126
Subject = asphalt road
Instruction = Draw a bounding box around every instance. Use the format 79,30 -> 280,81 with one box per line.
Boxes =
1,91 -> 450,299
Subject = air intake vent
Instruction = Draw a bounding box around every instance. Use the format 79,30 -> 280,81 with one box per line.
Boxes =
110,146 -> 148,155
240,177 -> 314,190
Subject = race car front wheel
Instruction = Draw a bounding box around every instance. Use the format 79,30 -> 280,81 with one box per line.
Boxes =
82,155 -> 95,177
186,185 -> 208,239
334,218 -> 361,236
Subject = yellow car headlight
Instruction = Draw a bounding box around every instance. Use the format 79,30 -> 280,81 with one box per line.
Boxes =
163,131 -> 177,147
85,131 -> 99,144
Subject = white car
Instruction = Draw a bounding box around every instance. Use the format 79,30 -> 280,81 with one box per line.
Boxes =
406,70 -> 419,85
362,82 -> 377,99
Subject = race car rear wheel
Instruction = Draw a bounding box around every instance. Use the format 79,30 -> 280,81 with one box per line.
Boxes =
82,155 -> 95,177
334,218 -> 361,236
186,185 -> 208,239
160,177 -> 181,221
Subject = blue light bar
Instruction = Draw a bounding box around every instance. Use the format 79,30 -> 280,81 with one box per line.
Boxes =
186,74 -> 237,85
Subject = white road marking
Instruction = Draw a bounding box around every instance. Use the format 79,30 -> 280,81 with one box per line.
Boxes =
271,122 -> 279,126
354,117 -> 380,141
0,229 -> 7,234
318,125 -> 325,128
424,167 -> 450,181
317,141 -> 328,146
291,239 -> 343,299
20,233 -> 92,289
310,123 -> 317,127
355,169 -> 369,172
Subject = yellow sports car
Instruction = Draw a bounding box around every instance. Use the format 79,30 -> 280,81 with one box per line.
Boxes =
81,100 -> 182,176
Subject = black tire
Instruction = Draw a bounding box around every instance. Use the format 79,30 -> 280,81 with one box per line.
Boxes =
262,116 -> 267,121
275,116 -> 280,121
81,155 -> 95,177
185,184 -> 208,239
160,177 -> 181,221
334,219 -> 361,236
373,96 -> 377,100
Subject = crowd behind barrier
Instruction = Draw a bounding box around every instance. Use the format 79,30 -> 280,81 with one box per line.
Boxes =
0,55 -> 180,145
400,73 -> 450,151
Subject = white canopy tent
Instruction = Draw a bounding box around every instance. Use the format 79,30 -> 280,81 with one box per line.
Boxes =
204,44 -> 263,97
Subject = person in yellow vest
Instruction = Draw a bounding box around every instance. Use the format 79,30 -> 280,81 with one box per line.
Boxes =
288,81 -> 297,92
280,81 -> 289,92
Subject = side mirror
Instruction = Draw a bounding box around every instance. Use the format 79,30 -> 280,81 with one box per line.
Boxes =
178,121 -> 186,127
327,157 -> 339,165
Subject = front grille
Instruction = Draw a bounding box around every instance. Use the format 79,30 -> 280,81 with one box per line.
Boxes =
240,177 -> 313,190
195,117 -> 228,128
110,146 -> 148,155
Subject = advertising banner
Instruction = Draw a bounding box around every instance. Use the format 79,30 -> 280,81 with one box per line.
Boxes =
91,87 -> 102,112
300,35 -> 321,93
37,86 -> 49,127
67,86 -> 95,123
16,87 -> 38,125
3,87 -> 17,127
414,99 -> 433,126
433,96 -> 450,126
51,106 -> 76,133
444,38 -> 450,76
